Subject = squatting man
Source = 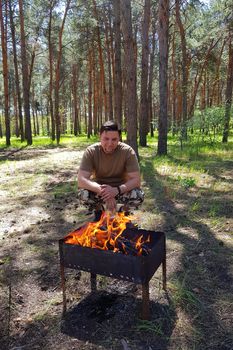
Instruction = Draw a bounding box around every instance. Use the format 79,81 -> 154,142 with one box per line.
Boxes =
77,120 -> 144,220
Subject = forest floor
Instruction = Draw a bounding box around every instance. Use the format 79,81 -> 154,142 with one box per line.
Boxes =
0,144 -> 232,350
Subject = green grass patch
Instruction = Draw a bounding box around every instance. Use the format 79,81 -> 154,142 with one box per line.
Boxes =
0,134 -> 99,149
135,319 -> 164,336
52,181 -> 77,198
177,176 -> 196,188
169,280 -> 201,311
0,256 -> 12,265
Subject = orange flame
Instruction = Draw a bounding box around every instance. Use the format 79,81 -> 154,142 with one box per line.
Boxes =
64,212 -> 150,256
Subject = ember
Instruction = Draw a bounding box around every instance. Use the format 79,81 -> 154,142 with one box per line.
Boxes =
64,212 -> 151,256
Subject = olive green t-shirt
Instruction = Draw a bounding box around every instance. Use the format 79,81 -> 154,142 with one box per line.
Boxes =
79,142 -> 139,186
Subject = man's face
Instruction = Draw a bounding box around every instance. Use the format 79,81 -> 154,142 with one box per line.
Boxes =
100,130 -> 120,154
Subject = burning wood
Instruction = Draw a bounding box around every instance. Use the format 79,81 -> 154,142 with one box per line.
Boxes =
64,212 -> 151,256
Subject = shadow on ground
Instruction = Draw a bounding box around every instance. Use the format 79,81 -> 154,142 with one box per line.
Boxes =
61,289 -> 176,350
140,157 -> 233,349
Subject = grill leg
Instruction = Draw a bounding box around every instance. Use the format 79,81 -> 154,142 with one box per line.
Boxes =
162,255 -> 167,291
60,263 -> 67,314
141,282 -> 150,320
90,273 -> 97,292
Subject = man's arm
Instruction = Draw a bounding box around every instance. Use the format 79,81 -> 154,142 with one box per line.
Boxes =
98,171 -> 141,201
77,169 -> 101,194
78,167 -> 141,200
78,169 -> 117,212
119,171 -> 141,194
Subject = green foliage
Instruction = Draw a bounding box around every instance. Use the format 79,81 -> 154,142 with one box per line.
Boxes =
177,176 -> 196,188
191,106 -> 226,132
0,135 -> 99,150
135,319 -> 164,336
208,202 -> 220,217
53,181 -> 77,198
190,201 -> 201,213
169,280 -> 201,311
0,256 -> 12,265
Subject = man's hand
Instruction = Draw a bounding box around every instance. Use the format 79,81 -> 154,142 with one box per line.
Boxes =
105,198 -> 117,213
98,185 -> 117,214
99,184 -> 118,201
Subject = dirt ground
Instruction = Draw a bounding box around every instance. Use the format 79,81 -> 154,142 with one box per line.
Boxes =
0,146 -> 232,350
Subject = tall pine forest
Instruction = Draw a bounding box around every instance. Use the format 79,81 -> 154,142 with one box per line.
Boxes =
0,0 -> 232,154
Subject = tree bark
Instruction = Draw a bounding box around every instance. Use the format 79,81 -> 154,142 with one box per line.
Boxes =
48,1 -> 55,140
92,0 -> 107,122
157,0 -> 169,155
54,0 -> 71,144
0,0 -> 10,146
9,0 -> 24,141
104,14 -> 113,120
0,115 -> 3,138
188,39 -> 219,117
13,87 -> 19,137
113,0 -> 122,126
222,35 -> 233,143
88,45 -> 93,138
171,28 -> 178,134
148,13 -> 156,138
210,39 -> 226,106
120,0 -> 138,156
139,0 -> 151,147
18,0 -> 32,145
93,53 -> 98,134
175,0 -> 188,140
72,64 -> 79,136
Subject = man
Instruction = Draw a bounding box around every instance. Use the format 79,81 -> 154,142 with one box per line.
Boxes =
77,121 -> 144,220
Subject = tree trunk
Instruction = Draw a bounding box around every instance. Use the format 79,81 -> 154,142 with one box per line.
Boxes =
54,0 -> 71,144
120,0 -> 138,156
210,39 -> 226,106
0,115 -> 2,138
113,0 -> 122,126
93,54 -> 98,134
148,14 -> 156,138
171,28 -> 178,134
188,39 -> 219,117
31,83 -> 37,136
175,0 -> 188,140
72,64 -> 79,136
200,70 -> 207,110
48,2 -> 55,140
13,87 -> 19,137
18,0 -> 32,145
9,0 -> 24,141
88,45 -> 93,138
222,35 -> 233,143
0,0 -> 10,146
104,15 -> 113,120
92,0 -> 107,122
139,0 -> 151,147
157,0 -> 169,155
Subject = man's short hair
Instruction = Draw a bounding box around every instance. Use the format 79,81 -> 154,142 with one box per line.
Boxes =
100,121 -> 121,135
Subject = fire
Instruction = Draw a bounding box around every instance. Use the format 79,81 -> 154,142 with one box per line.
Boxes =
64,212 -> 150,256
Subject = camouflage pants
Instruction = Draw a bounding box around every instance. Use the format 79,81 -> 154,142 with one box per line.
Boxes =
77,187 -> 144,212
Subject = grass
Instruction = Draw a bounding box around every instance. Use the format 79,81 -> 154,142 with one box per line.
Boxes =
53,181 -> 77,198
0,255 -> 12,265
168,280 -> 202,311
135,319 -> 164,336
177,176 -> 196,188
0,134 -> 99,149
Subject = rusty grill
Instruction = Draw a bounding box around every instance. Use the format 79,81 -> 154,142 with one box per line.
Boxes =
59,222 -> 166,320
